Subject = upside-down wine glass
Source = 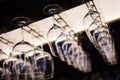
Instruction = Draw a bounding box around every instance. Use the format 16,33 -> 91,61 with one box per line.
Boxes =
45,4 -> 92,72
11,16 -> 46,80
0,49 -> 9,80
47,24 -> 66,61
23,25 -> 54,79
2,53 -> 18,80
23,27 -> 54,79
52,8 -> 92,72
83,2 -> 117,65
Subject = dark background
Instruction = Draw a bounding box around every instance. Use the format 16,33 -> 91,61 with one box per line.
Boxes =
0,0 -> 120,80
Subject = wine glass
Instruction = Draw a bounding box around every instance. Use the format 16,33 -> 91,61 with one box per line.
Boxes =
92,21 -> 117,65
25,47 -> 45,80
29,47 -> 54,80
47,24 -> 66,61
14,43 -> 53,80
11,16 -> 54,79
75,46 -> 91,73
60,33 -> 79,66
43,51 -> 54,79
2,53 -> 18,80
0,49 -> 9,80
11,34 -> 38,80
12,41 -> 34,80
43,4 -> 66,58
24,26 -> 54,79
55,32 -> 71,63
83,9 -> 117,65
11,16 -> 35,80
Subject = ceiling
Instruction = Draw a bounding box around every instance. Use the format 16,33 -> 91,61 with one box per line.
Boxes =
0,0 -> 92,34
